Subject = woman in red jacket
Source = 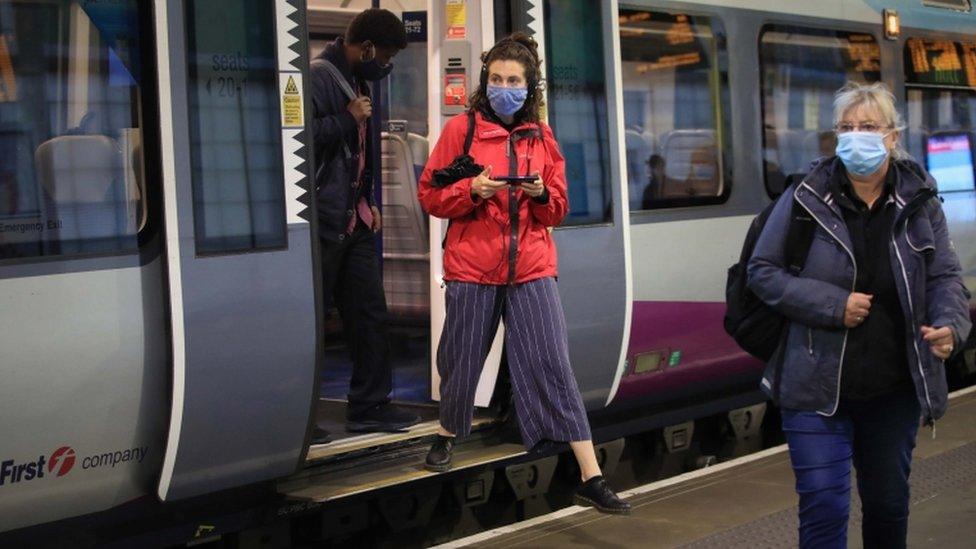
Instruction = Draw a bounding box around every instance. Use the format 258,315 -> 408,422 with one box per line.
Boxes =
417,33 -> 629,515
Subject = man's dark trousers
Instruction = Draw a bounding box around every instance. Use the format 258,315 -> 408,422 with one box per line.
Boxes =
320,221 -> 391,417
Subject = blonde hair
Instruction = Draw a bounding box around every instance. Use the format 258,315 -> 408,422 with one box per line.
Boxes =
833,81 -> 908,159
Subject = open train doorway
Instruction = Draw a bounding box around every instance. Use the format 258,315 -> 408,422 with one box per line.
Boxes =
306,1 -> 484,451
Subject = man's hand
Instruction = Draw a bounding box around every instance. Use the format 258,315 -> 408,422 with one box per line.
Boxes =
348,96 -> 372,123
370,205 -> 382,233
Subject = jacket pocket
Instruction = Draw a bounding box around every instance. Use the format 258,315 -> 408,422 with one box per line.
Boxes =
905,216 -> 936,255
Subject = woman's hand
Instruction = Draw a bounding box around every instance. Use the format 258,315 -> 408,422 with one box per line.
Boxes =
520,172 -> 545,198
471,165 -> 506,200
843,292 -> 873,328
922,325 -> 955,360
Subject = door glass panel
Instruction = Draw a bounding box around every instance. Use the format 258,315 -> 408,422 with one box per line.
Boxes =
0,0 -> 146,260
759,26 -> 881,196
905,38 -> 976,193
619,9 -> 731,210
184,0 -> 286,254
544,0 -> 612,225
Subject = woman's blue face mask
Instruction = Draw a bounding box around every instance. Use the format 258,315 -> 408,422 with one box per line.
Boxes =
487,85 -> 527,117
835,131 -> 892,177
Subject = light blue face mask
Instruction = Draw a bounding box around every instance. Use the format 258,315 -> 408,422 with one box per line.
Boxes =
835,131 -> 891,176
487,85 -> 528,117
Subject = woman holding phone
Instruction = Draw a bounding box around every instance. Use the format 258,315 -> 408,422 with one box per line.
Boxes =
416,33 -> 629,515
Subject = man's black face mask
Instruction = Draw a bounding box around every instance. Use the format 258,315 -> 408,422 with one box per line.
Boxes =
432,154 -> 484,188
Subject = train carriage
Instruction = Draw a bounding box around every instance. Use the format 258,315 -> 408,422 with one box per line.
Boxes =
0,0 -> 974,545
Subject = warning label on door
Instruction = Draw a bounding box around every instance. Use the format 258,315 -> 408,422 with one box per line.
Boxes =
279,72 -> 303,128
446,0 -> 466,39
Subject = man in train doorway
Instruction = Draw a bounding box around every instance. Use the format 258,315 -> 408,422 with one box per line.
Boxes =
310,8 -> 419,440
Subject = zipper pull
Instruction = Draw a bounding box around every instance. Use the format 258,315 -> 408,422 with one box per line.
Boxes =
931,421 -> 937,440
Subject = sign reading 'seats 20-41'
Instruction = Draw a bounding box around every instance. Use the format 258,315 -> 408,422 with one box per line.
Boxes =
0,445 -> 149,486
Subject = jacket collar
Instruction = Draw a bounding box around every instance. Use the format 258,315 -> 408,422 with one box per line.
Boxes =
801,155 -> 936,209
473,110 -> 540,140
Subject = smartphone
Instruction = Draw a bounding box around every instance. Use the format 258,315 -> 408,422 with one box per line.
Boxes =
496,175 -> 537,185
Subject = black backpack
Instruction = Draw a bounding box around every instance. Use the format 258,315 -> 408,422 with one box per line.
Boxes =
724,192 -> 816,362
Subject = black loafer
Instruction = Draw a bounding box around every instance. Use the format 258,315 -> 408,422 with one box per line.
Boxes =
347,403 -> 422,433
573,475 -> 631,515
425,435 -> 455,472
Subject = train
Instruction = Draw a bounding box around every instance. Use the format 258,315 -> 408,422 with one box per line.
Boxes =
1,0 -> 974,546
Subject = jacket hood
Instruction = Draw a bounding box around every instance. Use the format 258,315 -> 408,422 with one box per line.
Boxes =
802,156 -> 937,206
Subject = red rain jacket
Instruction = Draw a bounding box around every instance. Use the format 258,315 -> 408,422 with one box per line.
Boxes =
418,111 -> 568,285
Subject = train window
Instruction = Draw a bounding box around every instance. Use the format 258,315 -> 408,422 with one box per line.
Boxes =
0,1 -> 146,261
619,9 -> 732,211
543,0 -> 612,226
184,0 -> 287,254
759,26 -> 881,196
904,37 -> 976,192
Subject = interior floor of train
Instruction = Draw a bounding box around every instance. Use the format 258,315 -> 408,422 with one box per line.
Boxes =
437,387 -> 976,549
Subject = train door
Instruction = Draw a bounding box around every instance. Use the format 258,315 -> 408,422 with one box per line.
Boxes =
154,0 -> 317,500
0,0 -> 169,531
426,0 -> 633,409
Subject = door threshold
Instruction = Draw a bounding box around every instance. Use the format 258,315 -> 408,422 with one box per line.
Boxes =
307,414 -> 497,462
283,437 -> 526,502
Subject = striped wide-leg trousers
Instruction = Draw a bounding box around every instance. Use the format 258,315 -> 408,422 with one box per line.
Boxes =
437,277 -> 592,449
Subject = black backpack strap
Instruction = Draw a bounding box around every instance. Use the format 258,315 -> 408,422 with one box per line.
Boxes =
784,189 -> 816,275
443,112 -> 478,250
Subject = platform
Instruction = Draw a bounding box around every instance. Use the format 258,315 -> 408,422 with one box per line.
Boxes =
439,387 -> 976,548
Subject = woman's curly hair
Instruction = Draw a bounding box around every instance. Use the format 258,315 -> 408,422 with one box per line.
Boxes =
468,32 -> 545,123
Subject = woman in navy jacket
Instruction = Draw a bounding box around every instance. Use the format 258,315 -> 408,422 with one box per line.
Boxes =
748,82 -> 971,549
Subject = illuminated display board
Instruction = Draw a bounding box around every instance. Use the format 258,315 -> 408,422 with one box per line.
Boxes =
618,10 -> 708,72
906,37 -> 976,87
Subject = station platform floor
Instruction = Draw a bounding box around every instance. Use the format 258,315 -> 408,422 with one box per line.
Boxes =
439,386 -> 976,548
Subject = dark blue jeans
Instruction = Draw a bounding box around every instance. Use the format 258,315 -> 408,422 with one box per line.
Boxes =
781,385 -> 921,549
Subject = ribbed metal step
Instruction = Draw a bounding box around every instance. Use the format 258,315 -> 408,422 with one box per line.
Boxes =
282,436 -> 525,502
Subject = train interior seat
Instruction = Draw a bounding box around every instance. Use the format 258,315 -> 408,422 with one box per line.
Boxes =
407,132 -> 429,185
625,128 -> 657,207
34,134 -> 133,243
380,126 -> 429,321
660,129 -> 719,197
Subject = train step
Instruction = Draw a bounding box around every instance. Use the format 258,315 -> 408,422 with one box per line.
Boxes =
282,435 -> 525,502
306,399 -> 498,463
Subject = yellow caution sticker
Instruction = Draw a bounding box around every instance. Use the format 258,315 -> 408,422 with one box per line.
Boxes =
446,0 -> 466,39
279,72 -> 303,128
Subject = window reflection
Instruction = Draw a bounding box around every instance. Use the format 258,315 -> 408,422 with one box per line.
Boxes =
759,27 -> 880,196
544,0 -> 612,225
185,0 -> 286,254
0,0 -> 145,260
619,10 -> 730,210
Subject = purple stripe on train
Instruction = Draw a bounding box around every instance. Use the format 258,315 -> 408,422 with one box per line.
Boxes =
612,301 -> 976,405
613,301 -> 761,403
